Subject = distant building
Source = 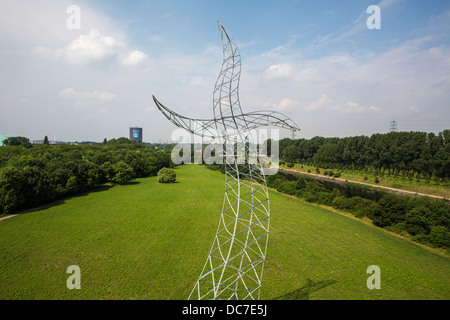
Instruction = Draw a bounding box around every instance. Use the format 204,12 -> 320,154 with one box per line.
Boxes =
129,127 -> 143,143
31,140 -> 44,145
30,140 -> 65,145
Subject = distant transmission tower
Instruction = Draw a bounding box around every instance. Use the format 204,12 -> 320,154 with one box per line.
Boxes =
390,120 -> 398,132
291,129 -> 296,140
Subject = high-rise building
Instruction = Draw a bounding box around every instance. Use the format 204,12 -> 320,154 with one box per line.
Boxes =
129,127 -> 143,143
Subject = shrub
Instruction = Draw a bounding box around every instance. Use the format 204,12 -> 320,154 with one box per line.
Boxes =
277,181 -> 297,195
374,194 -> 408,227
334,172 -> 341,178
295,176 -> 307,190
287,163 -> 294,168
405,206 -> 431,236
412,233 -> 430,246
386,222 -> 409,237
428,226 -> 450,248
157,167 -> 176,183
365,202 -> 383,220
331,196 -> 350,210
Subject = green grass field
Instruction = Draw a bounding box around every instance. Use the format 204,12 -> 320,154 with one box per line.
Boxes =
0,165 -> 449,300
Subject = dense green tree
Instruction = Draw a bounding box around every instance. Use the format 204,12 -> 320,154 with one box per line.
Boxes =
3,136 -> 32,148
405,206 -> 432,236
111,161 -> 134,184
282,145 -> 300,163
0,166 -> 24,214
313,143 -> 342,168
428,226 -> 450,248
277,181 -> 297,195
374,194 -> 408,227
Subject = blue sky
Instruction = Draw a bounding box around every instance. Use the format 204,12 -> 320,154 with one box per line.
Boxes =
0,0 -> 449,142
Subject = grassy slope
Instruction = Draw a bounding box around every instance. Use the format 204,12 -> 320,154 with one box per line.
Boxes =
0,165 -> 448,300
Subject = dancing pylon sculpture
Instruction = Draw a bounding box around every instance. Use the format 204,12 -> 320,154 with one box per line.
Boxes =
153,21 -> 300,300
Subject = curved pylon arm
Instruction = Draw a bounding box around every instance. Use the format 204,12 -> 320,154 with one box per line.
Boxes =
152,95 -> 218,139
153,95 -> 300,139
241,110 -> 301,132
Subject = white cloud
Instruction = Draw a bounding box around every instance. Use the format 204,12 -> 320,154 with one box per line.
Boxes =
59,88 -> 116,107
65,29 -> 123,66
304,94 -> 333,111
304,94 -> 381,114
272,98 -> 298,111
32,29 -> 125,67
409,105 -> 420,113
121,50 -> 149,67
32,28 -> 154,69
264,63 -> 293,79
332,101 -> 382,113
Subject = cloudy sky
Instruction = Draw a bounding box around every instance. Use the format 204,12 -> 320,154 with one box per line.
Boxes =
0,0 -> 449,142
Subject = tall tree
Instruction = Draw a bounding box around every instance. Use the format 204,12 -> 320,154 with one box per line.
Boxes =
3,136 -> 32,149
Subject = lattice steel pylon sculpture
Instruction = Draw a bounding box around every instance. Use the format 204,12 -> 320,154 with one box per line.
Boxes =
153,21 -> 300,300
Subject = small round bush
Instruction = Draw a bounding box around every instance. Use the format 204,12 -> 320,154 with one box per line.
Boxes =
157,167 -> 176,183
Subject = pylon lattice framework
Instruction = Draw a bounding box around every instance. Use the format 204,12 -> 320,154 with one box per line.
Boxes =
153,21 -> 300,300
390,120 -> 398,132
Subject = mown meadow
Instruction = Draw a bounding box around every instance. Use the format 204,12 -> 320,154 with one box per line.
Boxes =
0,165 -> 448,299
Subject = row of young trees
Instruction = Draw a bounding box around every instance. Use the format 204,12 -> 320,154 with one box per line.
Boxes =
0,137 -> 173,215
278,130 -> 450,181
266,171 -> 450,250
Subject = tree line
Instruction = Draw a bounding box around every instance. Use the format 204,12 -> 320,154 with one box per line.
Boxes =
0,137 -> 173,215
266,171 -> 450,251
277,130 -> 450,183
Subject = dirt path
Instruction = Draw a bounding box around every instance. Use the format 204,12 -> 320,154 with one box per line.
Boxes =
279,168 -> 448,200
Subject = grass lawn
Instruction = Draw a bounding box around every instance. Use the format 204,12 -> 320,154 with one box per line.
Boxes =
0,165 -> 448,300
